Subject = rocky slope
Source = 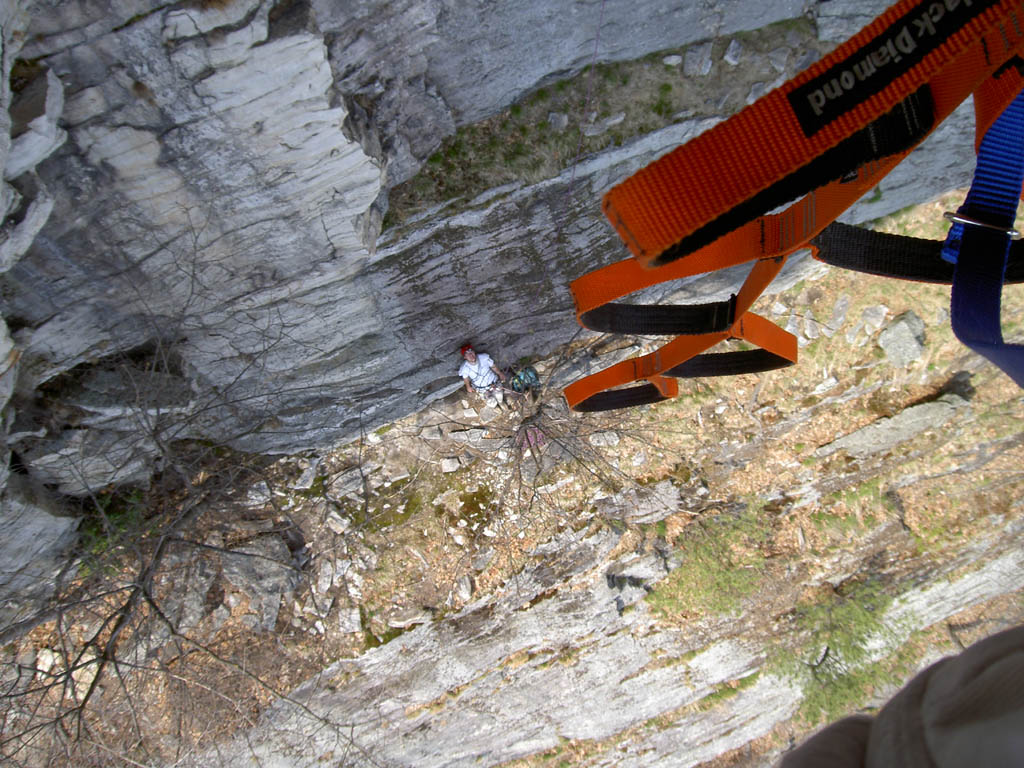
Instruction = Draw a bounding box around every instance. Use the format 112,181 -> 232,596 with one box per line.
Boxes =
4,201 -> 1023,765
0,0 -> 968,463
187,236 -> 1024,767
0,0 -> 930,628
0,0 -> 982,621
1,2 -> 1022,765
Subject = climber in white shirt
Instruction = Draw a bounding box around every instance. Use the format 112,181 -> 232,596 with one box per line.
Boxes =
459,344 -> 507,409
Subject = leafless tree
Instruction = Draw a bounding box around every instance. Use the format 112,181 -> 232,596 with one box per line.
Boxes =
0,210 -> 388,768
0,196 -> 704,768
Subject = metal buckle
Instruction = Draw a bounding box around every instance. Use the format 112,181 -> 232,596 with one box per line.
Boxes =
943,211 -> 1022,240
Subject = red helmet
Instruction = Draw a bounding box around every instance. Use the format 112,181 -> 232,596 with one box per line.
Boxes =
459,344 -> 474,357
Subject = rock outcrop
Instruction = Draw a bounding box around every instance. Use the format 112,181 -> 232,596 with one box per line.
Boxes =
0,0 -> 988,636
201,501 -> 1024,768
0,0 -> 976,472
0,0 -> 79,640
0,474 -> 78,634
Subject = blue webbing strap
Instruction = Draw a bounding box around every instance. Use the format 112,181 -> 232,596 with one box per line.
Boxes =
942,90 -> 1024,387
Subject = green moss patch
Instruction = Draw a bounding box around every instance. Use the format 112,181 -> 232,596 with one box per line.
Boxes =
645,506 -> 768,617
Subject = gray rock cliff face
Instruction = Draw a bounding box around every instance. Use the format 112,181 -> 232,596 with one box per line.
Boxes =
314,0 -> 806,182
0,2 -> 979,471
0,0 -> 989,629
0,0 -> 80,639
201,503 -> 1024,768
4,0 -> 832,464
0,5 -> 1017,761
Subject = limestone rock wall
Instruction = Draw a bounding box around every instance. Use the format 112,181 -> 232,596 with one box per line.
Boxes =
0,0 -> 977,469
0,2 -> 1012,749
0,0 -> 84,637
314,0 -> 807,183
202,500 -> 1024,768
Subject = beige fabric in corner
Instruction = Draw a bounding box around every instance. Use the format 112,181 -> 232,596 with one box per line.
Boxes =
780,625 -> 1024,768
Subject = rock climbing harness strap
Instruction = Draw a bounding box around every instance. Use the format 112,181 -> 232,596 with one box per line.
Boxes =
565,0 -> 1024,412
945,85 -> 1024,385
565,312 -> 796,412
565,257 -> 797,412
603,0 -> 1024,268
812,224 -> 1024,284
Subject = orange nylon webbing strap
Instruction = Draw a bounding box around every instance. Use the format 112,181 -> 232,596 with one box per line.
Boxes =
564,310 -> 798,412
570,147 -> 909,322
564,257 -> 796,411
564,0 -> 1024,412
563,142 -> 912,411
604,0 -> 1024,268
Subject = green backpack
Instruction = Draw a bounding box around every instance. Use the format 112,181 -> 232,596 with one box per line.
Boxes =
510,366 -> 540,393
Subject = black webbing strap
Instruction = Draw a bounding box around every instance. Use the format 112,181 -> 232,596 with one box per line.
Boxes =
580,295 -> 736,335
667,348 -> 794,378
651,87 -> 936,267
571,344 -> 795,412
580,90 -> 937,346
813,223 -> 1024,284
572,383 -> 668,412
